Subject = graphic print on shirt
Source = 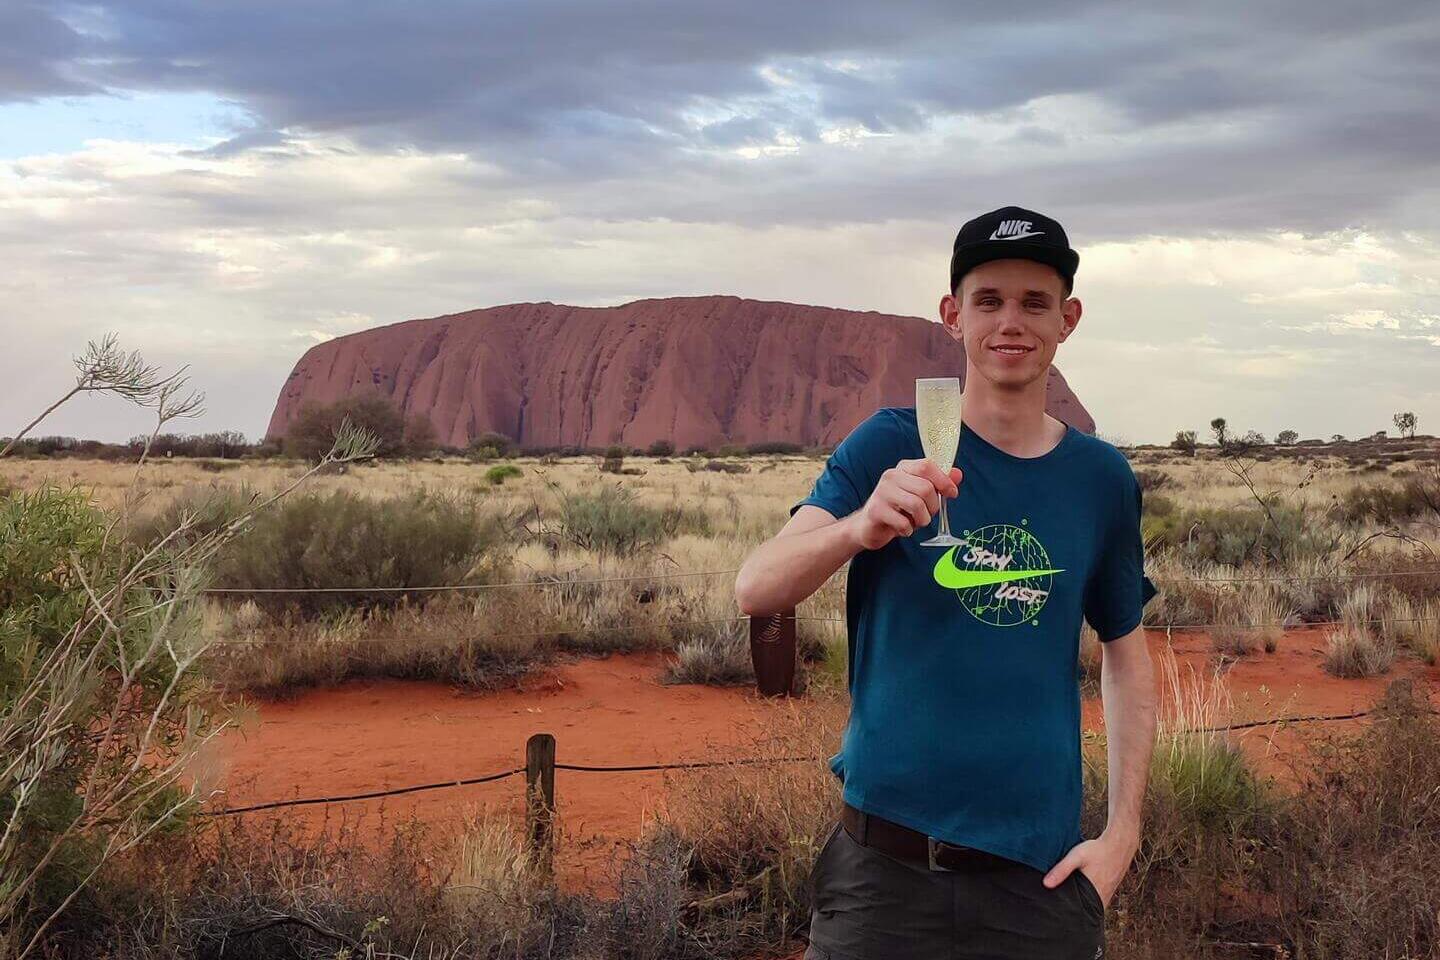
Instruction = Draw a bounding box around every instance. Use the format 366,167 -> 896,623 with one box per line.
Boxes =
931,520 -> 1064,627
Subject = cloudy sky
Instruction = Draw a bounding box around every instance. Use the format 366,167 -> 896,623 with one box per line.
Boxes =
3,1 -> 1438,445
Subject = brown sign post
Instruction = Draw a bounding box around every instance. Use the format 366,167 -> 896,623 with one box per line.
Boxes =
749,608 -> 797,697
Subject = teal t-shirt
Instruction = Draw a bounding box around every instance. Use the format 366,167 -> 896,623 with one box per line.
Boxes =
790,406 -> 1158,873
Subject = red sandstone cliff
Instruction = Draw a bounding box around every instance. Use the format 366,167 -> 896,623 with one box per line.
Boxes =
265,295 -> 1095,449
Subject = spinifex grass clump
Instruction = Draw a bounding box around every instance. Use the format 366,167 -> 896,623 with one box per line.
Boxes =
1148,650 -> 1269,833
1210,582 -> 1293,656
1324,584 -> 1397,678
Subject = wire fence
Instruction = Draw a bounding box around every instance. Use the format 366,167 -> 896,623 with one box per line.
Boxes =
206,616 -> 750,648
194,559 -> 1440,814
197,564 -> 1440,596
202,611 -> 1440,649
204,700 -> 1440,818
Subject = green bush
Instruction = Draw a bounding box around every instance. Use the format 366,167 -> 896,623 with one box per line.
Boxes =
1,486 -> 206,942
467,431 -> 515,460
485,464 -> 523,485
744,441 -> 803,455
552,483 -> 711,559
646,439 -> 675,457
284,394 -> 406,461
137,489 -> 508,617
1337,468 -> 1439,526
1142,502 -> 1334,566
1134,468 -> 1171,492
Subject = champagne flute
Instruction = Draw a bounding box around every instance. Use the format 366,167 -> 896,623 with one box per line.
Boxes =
915,377 -> 963,546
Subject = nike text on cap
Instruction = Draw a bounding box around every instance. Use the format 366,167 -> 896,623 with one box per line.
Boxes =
949,205 -> 1080,295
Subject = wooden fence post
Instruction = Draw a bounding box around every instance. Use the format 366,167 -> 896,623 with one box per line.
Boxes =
749,608 -> 797,697
525,732 -> 556,881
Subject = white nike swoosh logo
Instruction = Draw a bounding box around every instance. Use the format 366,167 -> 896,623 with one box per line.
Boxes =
988,230 -> 1046,241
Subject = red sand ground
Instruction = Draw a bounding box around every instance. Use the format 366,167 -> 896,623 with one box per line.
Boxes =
212,629 -> 1440,909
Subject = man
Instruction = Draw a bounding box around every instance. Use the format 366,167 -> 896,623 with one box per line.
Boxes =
734,206 -> 1158,960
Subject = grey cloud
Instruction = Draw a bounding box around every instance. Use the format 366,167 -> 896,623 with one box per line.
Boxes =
0,3 -> 100,100
8,1 -> 1440,238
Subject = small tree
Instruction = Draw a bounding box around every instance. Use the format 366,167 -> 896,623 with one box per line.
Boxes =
1171,430 -> 1198,456
283,394 -> 404,461
1209,417 -> 1229,448
1394,411 -> 1417,439
1331,434 -> 1346,443
601,444 -> 626,474
1276,429 -> 1299,446
646,439 -> 675,457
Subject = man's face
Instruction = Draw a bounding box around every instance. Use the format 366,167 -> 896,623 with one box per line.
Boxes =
938,258 -> 1081,391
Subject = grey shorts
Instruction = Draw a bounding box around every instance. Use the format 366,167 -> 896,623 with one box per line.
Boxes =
803,818 -> 1106,960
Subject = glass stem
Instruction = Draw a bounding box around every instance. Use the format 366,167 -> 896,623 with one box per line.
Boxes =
937,494 -> 952,538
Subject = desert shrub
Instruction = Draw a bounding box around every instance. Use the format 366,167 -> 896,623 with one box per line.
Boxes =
715,444 -> 744,458
1143,492 -> 1177,518
647,704 -> 844,953
485,464 -> 523,485
744,441 -> 803,455
1323,584 -> 1395,678
1337,464 -> 1440,525
646,439 -> 675,457
663,627 -> 754,687
284,394 -> 405,461
1134,468 -> 1172,493
1084,677 -> 1440,959
469,430 -> 515,458
43,811 -> 571,960
146,488 -> 509,617
203,602 -> 548,696
1171,430 -> 1198,456
0,487 -> 220,954
1150,653 -> 1270,833
1256,679 -> 1440,958
704,460 -> 750,474
1143,502 -> 1334,567
1210,583 -> 1291,656
551,483 -> 711,560
1370,589 -> 1432,663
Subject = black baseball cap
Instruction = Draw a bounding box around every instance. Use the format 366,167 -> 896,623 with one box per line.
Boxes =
949,205 -> 1079,295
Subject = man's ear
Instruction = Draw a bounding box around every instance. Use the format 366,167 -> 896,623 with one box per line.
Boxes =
939,293 -> 961,334
1057,296 -> 1082,343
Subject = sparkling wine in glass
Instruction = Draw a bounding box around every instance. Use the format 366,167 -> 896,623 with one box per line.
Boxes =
915,377 -> 963,547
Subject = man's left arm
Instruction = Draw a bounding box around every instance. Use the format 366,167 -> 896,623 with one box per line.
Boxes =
1042,623 -> 1155,903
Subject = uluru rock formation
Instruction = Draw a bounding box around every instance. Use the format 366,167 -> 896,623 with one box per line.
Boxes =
265,295 -> 1095,450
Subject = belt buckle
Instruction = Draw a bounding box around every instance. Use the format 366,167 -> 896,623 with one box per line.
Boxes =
926,836 -> 957,872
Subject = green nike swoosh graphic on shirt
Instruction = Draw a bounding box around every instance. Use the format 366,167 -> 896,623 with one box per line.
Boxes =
932,548 -> 1064,589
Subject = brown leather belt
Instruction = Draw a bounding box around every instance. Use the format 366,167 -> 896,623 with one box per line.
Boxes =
841,802 -> 1015,872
